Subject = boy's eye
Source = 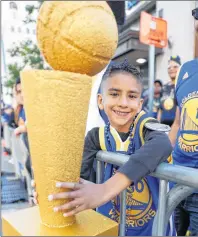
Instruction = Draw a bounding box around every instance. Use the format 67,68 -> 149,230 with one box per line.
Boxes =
129,94 -> 137,99
110,93 -> 119,97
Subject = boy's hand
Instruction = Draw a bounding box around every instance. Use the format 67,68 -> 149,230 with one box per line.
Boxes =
14,125 -> 27,136
31,180 -> 39,205
14,127 -> 21,136
31,178 -> 99,208
31,172 -> 131,217
48,178 -> 108,217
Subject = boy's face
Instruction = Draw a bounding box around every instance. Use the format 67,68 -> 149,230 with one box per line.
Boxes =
168,60 -> 180,81
195,19 -> 198,34
193,8 -> 198,34
154,82 -> 162,94
15,83 -> 24,105
98,73 -> 143,133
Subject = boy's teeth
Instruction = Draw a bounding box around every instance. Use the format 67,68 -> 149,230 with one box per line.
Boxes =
115,111 -> 128,116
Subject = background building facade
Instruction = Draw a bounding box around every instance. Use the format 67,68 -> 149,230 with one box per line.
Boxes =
1,1 -> 37,104
114,0 -> 197,86
1,1 -> 197,104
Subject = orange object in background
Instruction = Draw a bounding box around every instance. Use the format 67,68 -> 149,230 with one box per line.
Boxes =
140,11 -> 167,48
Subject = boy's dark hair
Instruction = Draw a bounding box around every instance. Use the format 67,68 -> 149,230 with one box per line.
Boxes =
15,77 -> 21,85
100,60 -> 143,93
154,79 -> 163,87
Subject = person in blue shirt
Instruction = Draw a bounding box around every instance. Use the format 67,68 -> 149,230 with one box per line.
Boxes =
1,105 -> 14,156
169,7 -> 198,236
13,77 -> 32,178
1,105 -> 13,124
142,79 -> 163,119
33,60 -> 174,236
157,56 -> 181,126
13,77 -> 27,135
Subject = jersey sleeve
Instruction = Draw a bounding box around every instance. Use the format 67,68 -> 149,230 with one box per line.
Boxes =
174,65 -> 182,90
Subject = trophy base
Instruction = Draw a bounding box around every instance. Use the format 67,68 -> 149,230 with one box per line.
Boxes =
2,206 -> 118,236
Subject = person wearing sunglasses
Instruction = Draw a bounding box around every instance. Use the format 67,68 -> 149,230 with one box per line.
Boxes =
169,6 -> 198,236
157,55 -> 181,127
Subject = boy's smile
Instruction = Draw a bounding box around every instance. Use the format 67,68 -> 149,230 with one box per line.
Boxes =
113,110 -> 131,117
98,73 -> 143,133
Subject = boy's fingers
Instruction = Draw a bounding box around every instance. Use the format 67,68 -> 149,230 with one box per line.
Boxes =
56,182 -> 82,190
49,190 -> 81,201
54,199 -> 82,212
63,205 -> 85,217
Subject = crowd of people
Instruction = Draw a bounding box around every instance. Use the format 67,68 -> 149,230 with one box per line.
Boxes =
1,6 -> 198,237
1,77 -> 32,178
142,55 -> 181,126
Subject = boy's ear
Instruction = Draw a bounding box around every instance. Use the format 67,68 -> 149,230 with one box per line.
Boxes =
97,94 -> 104,110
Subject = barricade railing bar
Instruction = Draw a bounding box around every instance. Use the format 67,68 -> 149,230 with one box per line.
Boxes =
3,124 -> 198,236
96,151 -> 198,236
2,124 -> 32,200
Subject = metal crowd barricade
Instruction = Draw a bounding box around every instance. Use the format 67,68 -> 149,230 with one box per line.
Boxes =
19,134 -> 33,198
11,131 -> 26,178
2,124 -> 33,200
96,151 -> 198,236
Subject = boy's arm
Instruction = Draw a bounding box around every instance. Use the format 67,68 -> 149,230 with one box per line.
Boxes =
157,109 -> 162,122
157,97 -> 164,122
14,124 -> 27,136
80,127 -> 100,181
118,124 -> 172,183
168,106 -> 180,147
49,123 -> 172,217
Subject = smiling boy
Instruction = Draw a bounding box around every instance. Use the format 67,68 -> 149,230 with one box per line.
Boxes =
46,61 -> 174,236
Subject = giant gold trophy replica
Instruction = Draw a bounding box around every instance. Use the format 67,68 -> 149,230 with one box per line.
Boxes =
2,1 -> 119,236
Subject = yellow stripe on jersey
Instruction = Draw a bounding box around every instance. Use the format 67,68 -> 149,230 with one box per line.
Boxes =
139,117 -> 153,145
123,139 -> 130,152
167,154 -> 173,164
99,127 -> 106,151
110,126 -> 121,151
132,111 -> 145,138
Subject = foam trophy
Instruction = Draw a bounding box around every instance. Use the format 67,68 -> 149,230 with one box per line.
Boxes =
2,1 -> 119,236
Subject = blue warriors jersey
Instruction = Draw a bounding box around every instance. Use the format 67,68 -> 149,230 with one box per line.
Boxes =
97,111 -> 174,236
18,107 -> 26,125
172,59 -> 198,168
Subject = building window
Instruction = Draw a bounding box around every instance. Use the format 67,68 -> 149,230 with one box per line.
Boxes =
10,2 -> 18,10
11,26 -> 15,32
26,28 -> 30,34
18,27 -> 21,33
